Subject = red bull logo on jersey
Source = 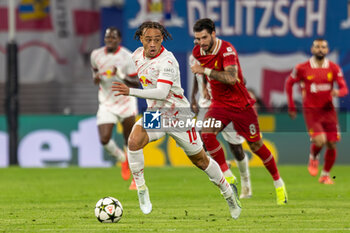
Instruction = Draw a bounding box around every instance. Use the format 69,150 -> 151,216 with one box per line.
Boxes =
139,76 -> 153,86
19,0 -> 50,21
128,0 -> 184,28
102,69 -> 116,79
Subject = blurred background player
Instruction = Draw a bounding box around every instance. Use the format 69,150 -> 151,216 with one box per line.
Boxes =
112,21 -> 242,219
190,53 -> 252,198
90,27 -> 139,190
191,18 -> 288,205
286,38 -> 348,184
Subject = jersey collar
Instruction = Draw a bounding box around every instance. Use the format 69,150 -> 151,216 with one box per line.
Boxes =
143,46 -> 165,59
309,56 -> 329,68
200,38 -> 222,56
104,46 -> 121,55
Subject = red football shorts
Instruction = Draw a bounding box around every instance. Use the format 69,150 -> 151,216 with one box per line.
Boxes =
303,108 -> 340,142
205,106 -> 261,142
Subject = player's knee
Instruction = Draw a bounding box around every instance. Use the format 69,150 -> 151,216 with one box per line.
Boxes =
229,143 -> 245,161
313,137 -> 326,147
99,136 -> 110,145
326,141 -> 336,149
189,151 -> 209,170
195,159 -> 208,170
128,133 -> 147,151
127,137 -> 141,151
248,140 -> 263,152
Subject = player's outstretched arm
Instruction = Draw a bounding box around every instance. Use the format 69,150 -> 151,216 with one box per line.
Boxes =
112,81 -> 171,100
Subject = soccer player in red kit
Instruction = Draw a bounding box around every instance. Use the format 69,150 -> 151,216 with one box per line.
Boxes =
286,39 -> 348,184
191,18 -> 287,205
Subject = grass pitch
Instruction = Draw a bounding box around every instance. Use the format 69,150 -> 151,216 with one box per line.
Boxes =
0,165 -> 349,232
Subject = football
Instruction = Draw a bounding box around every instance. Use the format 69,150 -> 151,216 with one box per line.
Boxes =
94,197 -> 123,223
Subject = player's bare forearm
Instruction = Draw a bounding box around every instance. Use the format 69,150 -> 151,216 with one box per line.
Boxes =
124,75 -> 140,88
209,66 -> 238,85
191,76 -> 198,105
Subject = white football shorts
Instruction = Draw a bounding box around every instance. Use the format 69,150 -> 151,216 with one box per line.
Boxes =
134,118 -> 203,156
96,97 -> 137,125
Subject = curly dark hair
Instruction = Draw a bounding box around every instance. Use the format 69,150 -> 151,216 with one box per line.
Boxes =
134,21 -> 172,41
193,18 -> 216,34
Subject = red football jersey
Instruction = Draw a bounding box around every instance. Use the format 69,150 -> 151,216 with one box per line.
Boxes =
192,38 -> 255,111
286,57 -> 348,110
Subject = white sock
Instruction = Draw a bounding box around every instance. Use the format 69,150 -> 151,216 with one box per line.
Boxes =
204,157 -> 231,198
128,148 -> 145,189
309,153 -> 320,160
320,170 -> 329,177
235,155 -> 250,177
273,178 -> 284,188
103,140 -> 125,161
235,155 -> 251,186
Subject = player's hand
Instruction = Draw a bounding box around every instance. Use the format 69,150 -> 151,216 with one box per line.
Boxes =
191,63 -> 204,75
331,89 -> 339,97
112,82 -> 130,96
288,110 -> 297,120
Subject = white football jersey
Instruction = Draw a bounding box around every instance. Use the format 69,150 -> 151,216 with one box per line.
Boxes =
133,46 -> 192,118
189,54 -> 211,108
91,46 -> 138,116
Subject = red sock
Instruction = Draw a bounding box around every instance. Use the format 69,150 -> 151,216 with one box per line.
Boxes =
323,148 -> 336,172
255,144 -> 280,180
201,133 -> 229,172
310,143 -> 322,159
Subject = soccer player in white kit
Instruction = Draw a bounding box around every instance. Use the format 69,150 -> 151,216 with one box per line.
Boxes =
190,53 -> 252,199
90,27 -> 139,189
112,21 -> 241,219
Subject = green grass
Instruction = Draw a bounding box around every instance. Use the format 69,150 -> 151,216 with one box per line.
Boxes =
0,166 -> 350,232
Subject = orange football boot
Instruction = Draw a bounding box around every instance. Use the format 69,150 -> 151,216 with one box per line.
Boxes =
121,152 -> 131,181
308,158 -> 319,176
319,175 -> 334,185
